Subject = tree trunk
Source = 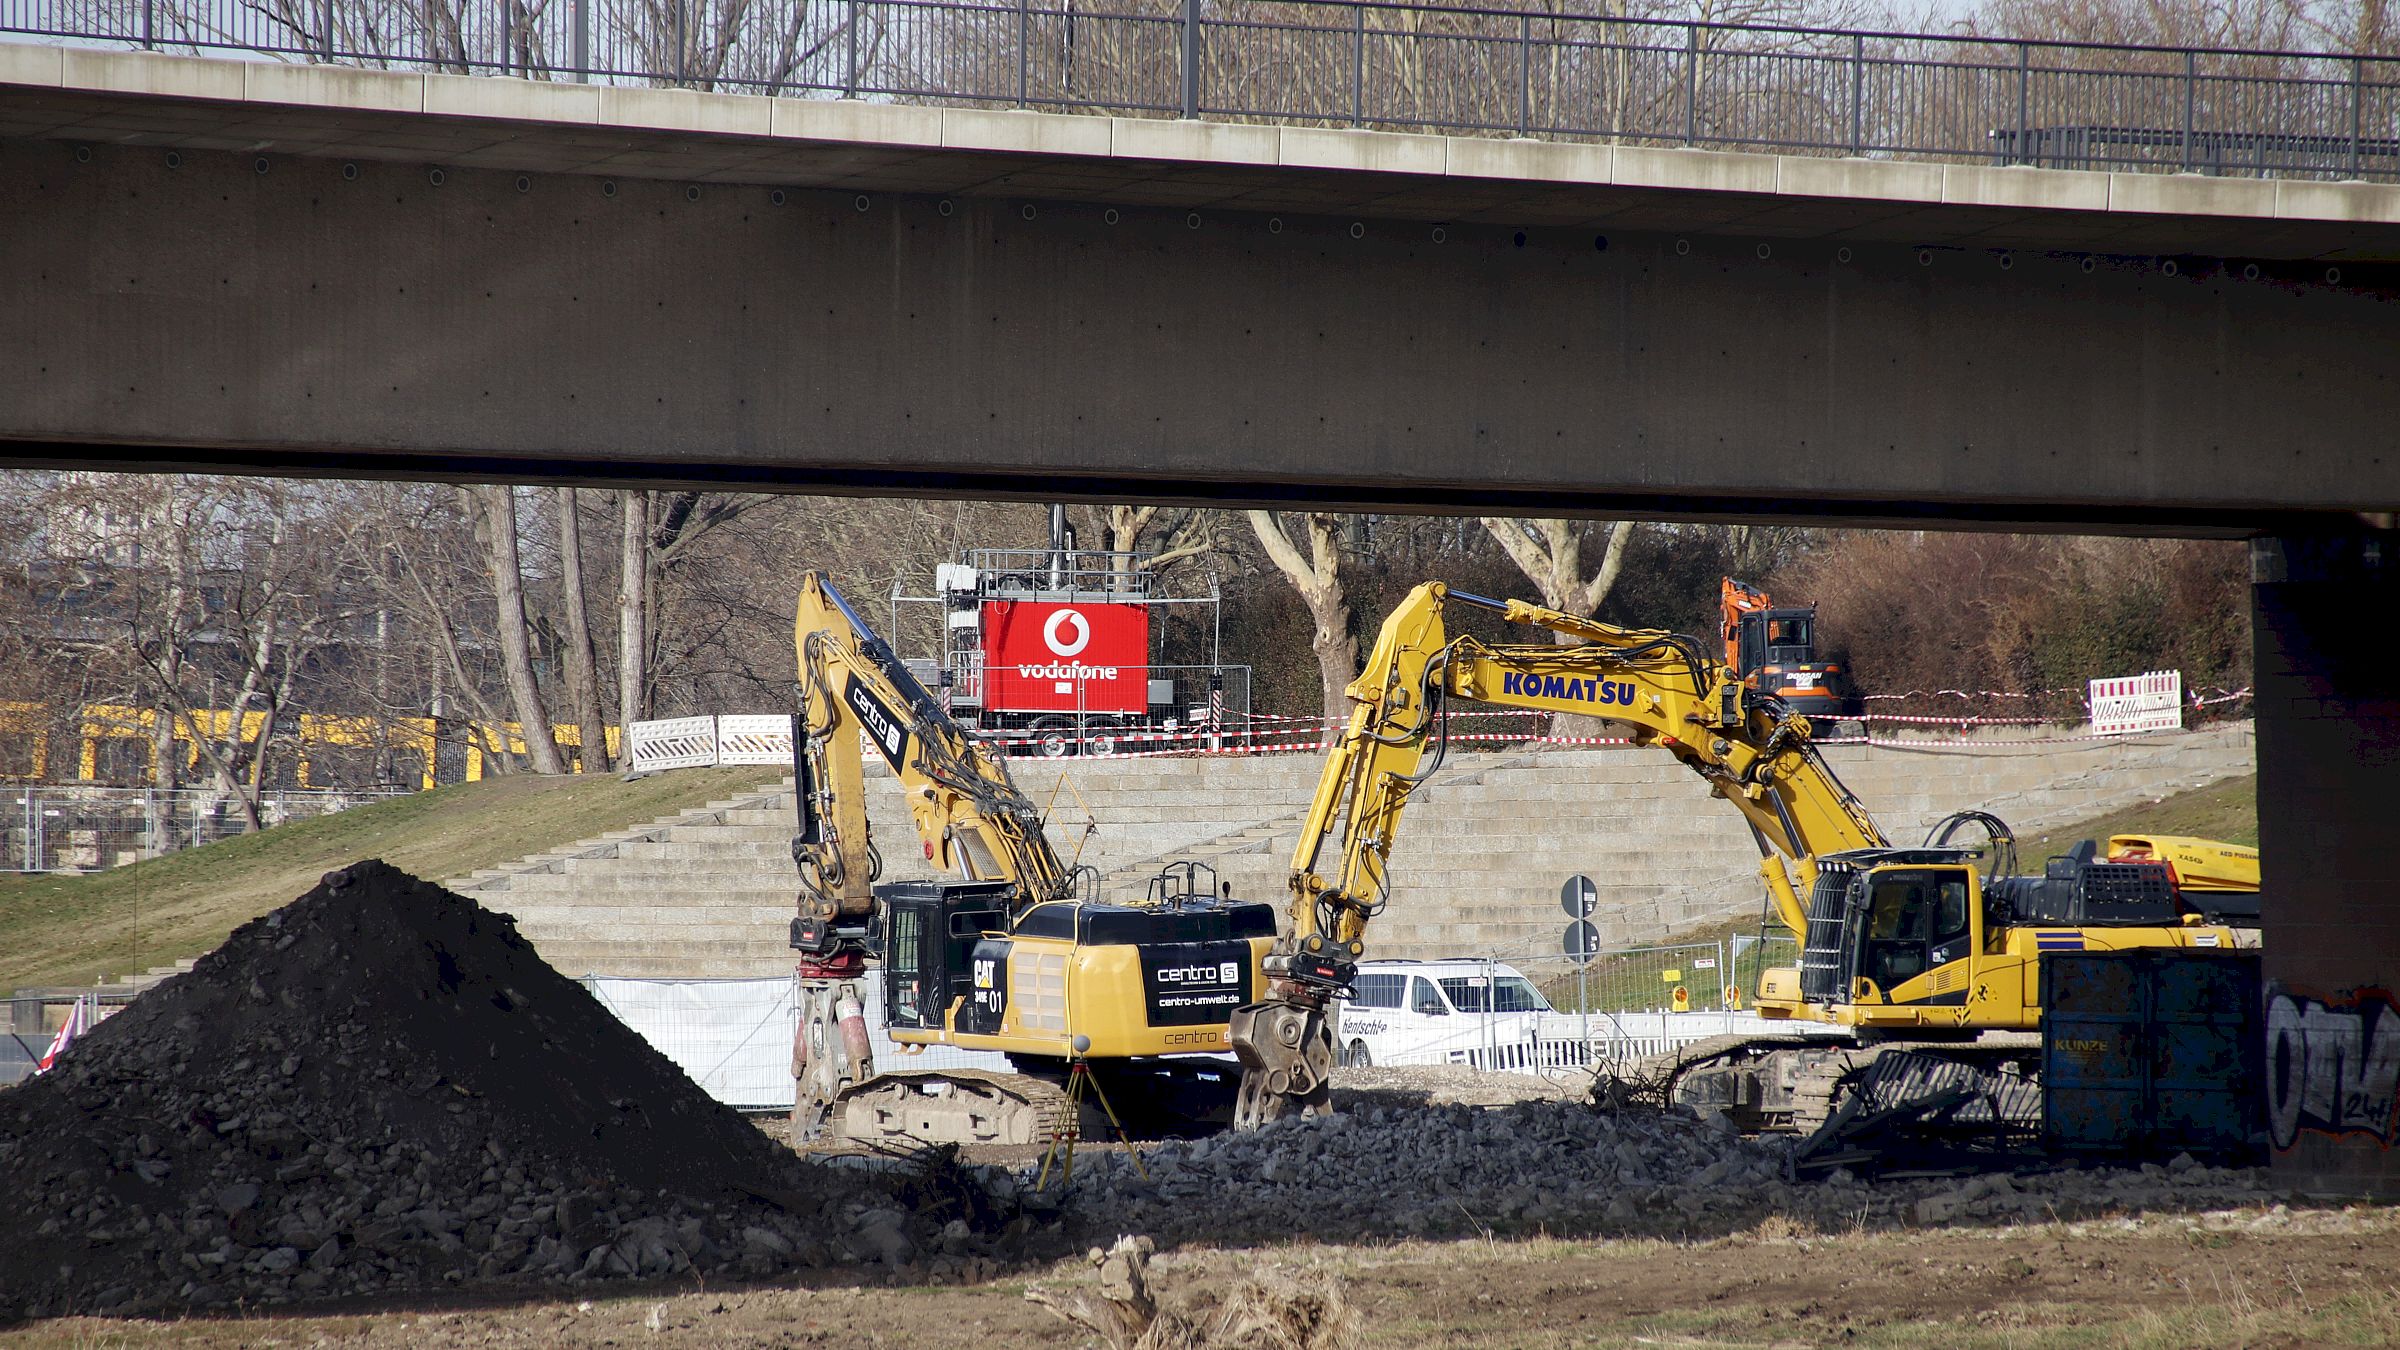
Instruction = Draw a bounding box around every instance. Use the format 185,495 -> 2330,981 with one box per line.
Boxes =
478,485 -> 565,775
1245,510 -> 1357,726
1303,588 -> 1356,729
555,487 -> 612,772
151,494 -> 188,792
617,489 -> 649,735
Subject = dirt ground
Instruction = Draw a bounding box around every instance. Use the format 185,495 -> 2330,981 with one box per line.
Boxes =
6,1204 -> 2395,1350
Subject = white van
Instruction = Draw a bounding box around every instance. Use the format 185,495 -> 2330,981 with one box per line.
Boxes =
1334,959 -> 1562,1072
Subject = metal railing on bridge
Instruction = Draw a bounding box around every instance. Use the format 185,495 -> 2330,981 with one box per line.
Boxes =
5,0 -> 2398,183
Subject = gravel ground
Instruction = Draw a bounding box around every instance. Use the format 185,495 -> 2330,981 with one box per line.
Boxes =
0,873 -> 2303,1334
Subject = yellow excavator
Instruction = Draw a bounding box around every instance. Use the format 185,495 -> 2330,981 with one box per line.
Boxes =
787,573 -> 1275,1144
1228,581 -> 2240,1130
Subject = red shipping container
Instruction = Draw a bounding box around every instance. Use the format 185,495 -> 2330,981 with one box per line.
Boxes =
981,601 -> 1149,714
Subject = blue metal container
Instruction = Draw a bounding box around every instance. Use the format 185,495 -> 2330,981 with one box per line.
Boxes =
2041,948 -> 2262,1159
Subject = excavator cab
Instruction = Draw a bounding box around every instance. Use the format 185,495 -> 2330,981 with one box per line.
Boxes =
869,879 -> 1015,1033
1736,609 -> 1817,674
1858,869 -> 1975,991
1719,578 -> 1856,724
1796,850 -> 1989,1010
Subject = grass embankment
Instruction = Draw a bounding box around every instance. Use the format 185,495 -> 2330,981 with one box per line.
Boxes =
1548,772 -> 2260,1014
0,767 -> 782,995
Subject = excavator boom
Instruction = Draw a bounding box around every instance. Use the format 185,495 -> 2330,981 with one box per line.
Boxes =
790,572 -> 1073,948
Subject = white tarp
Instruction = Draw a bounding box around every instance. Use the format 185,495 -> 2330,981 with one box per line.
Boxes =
581,974 -> 1011,1110
584,976 -> 796,1109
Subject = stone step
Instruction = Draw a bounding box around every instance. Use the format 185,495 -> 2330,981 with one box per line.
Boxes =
446,724 -> 2255,977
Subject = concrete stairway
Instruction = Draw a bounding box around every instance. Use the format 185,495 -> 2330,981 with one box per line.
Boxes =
448,722 -> 2257,978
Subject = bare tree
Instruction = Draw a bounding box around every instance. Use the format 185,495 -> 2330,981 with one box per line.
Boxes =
618,491 -> 650,733
1246,510 -> 1358,724
1479,518 -> 1639,641
1096,505 -> 1217,569
472,485 -> 566,775
555,487 -> 613,772
15,475 -> 374,824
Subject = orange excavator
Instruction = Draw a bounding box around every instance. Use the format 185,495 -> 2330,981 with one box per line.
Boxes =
1720,578 -> 1857,726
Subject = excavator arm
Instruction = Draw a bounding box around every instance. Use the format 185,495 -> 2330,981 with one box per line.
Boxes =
1229,581 -> 1886,1126
789,571 -> 1078,953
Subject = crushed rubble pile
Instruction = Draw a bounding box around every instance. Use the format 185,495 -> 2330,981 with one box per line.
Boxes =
0,861 -> 1019,1321
1057,1100 -> 1793,1241
1051,1099 -> 2273,1244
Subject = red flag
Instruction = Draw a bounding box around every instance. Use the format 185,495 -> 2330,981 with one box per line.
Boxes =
35,994 -> 89,1075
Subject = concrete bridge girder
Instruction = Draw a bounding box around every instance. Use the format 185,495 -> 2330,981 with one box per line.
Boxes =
4,48 -> 2400,529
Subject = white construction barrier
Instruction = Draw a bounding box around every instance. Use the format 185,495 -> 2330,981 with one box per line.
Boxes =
2089,671 -> 2184,736
623,716 -> 721,772
716,715 -> 795,766
624,715 -> 795,772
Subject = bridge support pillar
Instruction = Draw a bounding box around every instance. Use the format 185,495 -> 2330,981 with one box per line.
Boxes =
2254,530 -> 2400,1195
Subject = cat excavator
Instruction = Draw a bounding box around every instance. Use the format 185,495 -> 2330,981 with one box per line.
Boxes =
1228,581 -> 2238,1131
787,572 -> 1274,1144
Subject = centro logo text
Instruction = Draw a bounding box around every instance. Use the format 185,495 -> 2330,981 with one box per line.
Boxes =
1157,961 -> 1240,985
1499,671 -> 1640,706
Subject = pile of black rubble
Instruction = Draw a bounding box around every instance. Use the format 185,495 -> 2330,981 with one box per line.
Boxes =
0,861 -> 1022,1320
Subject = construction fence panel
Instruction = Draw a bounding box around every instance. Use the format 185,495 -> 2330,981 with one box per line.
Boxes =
1542,941 -> 1738,1016
714,716 -> 795,766
1337,943 -> 1839,1081
0,994 -> 137,1087
623,717 -> 718,772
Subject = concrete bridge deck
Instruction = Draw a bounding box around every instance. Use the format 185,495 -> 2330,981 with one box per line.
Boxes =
5,44 -> 2398,261
6,46 -> 2400,530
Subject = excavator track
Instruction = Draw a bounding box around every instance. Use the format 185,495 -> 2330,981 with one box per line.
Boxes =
1607,1034 -> 1830,1129
832,1069 -> 1083,1147
1612,1033 -> 2045,1137
1787,1036 -> 2043,1135
830,1058 -> 1244,1145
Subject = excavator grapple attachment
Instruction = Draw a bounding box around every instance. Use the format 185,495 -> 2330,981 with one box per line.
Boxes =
1228,998 -> 1335,1128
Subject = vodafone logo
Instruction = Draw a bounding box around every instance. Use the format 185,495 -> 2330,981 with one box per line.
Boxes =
1042,608 -> 1092,657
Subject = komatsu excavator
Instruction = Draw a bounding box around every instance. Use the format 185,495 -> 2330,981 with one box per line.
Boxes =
1227,581 -> 2238,1130
787,572 -> 1275,1144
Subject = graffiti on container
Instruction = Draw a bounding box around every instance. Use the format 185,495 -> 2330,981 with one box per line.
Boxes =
2265,987 -> 2400,1151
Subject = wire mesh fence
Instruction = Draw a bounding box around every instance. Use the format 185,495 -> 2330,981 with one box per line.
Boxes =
0,992 -> 136,1087
1,785 -> 408,874
4,0 -> 2396,181
1332,937 -> 1820,1076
